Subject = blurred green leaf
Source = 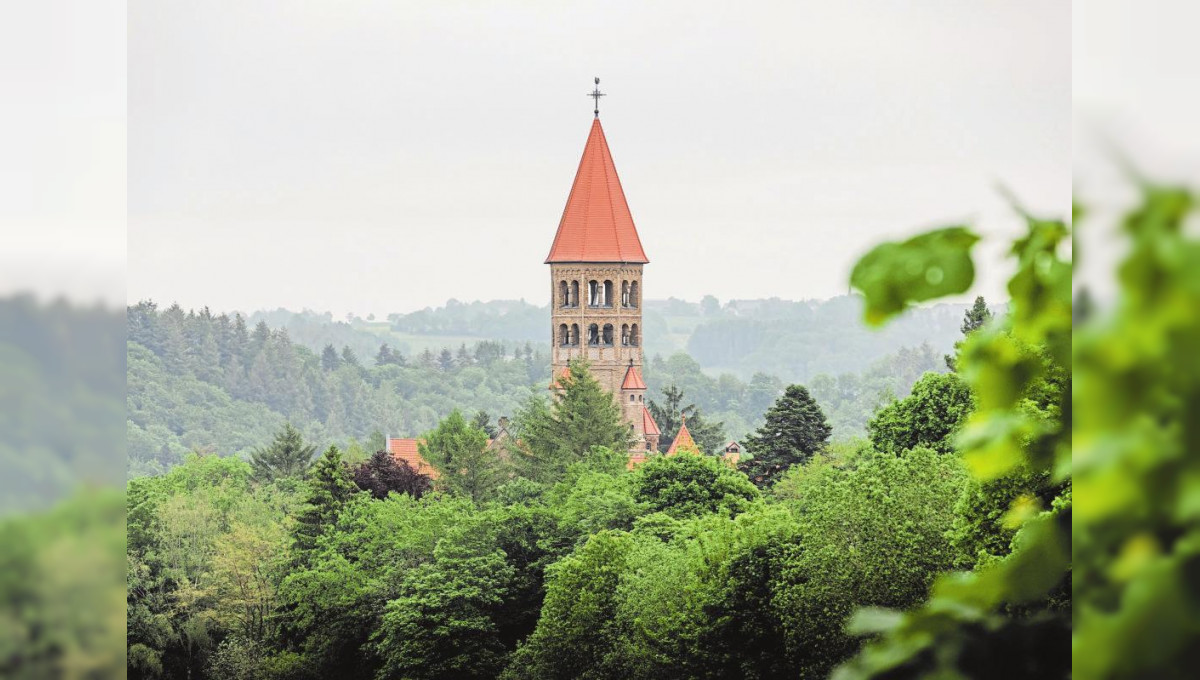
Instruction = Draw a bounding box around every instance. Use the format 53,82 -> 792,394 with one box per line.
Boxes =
850,227 -> 980,326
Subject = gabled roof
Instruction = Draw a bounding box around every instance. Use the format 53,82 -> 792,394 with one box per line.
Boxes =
387,438 -> 439,479
545,118 -> 649,264
621,364 -> 647,390
666,417 -> 701,456
641,405 -> 661,436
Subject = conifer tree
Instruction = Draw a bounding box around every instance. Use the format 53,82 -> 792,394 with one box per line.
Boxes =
249,423 -> 317,482
946,295 -> 993,369
455,343 -> 473,368
320,344 -> 341,372
740,384 -> 832,488
420,410 -> 502,503
375,343 -> 395,366
340,345 -> 361,369
438,348 -> 454,372
293,445 -> 357,554
471,410 -> 498,438
515,359 -> 631,483
231,313 -> 250,363
961,295 -> 992,335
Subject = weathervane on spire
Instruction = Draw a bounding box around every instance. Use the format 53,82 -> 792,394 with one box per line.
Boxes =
588,77 -> 605,117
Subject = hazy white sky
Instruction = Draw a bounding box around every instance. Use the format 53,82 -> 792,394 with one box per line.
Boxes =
0,1 -> 125,305
130,3 -> 1066,315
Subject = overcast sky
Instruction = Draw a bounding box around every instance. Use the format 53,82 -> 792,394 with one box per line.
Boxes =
6,2 -> 1075,315
0,0 -> 125,305
125,1 -> 1073,317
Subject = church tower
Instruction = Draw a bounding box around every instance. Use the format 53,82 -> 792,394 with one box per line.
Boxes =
546,83 -> 659,455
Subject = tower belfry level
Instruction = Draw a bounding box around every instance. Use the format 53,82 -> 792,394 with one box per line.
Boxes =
546,84 -> 659,457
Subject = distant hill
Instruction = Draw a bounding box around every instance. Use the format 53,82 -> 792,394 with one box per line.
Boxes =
247,295 -> 982,383
0,296 -> 125,513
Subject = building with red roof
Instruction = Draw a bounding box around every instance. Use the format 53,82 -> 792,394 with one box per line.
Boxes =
547,88 -> 659,464
387,437 -> 438,479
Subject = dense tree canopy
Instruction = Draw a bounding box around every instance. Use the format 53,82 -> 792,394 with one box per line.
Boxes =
867,371 -> 973,455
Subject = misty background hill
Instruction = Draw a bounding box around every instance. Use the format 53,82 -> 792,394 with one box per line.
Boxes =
249,295 -> 974,383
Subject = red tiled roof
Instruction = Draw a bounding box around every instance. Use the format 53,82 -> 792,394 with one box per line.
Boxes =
621,364 -> 646,391
545,118 -> 649,264
641,405 -> 661,436
387,438 -> 439,479
666,417 -> 701,456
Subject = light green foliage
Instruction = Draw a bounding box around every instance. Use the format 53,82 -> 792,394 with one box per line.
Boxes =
740,384 -> 833,487
546,465 -> 644,542
126,455 -> 301,679
513,360 -> 630,484
0,489 -> 126,679
503,531 -> 635,680
1068,186 -> 1200,678
836,199 -> 1074,678
249,422 -> 317,482
850,226 -> 980,325
775,448 -> 968,678
867,371 -> 973,454
421,409 -> 504,503
612,508 -> 801,680
631,453 -> 759,519
373,523 -> 516,680
278,494 -> 481,677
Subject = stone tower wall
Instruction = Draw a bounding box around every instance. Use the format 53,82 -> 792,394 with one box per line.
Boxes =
549,262 -> 644,423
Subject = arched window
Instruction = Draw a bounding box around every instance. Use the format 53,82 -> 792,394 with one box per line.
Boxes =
587,323 -> 599,345
570,281 -> 579,307
621,281 -> 630,307
603,281 -> 614,307
570,323 -> 580,346
602,324 -> 614,345
629,281 -> 639,307
630,323 -> 639,347
588,280 -> 600,307
621,324 -> 630,346
630,394 -> 635,402
559,324 -> 569,346
560,281 -> 570,307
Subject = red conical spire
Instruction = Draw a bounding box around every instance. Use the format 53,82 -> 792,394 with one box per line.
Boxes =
621,363 -> 647,390
545,118 -> 649,264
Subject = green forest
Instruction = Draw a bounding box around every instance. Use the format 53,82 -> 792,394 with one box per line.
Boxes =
3,186 -> 1197,678
121,181 -> 1100,680
128,295 -> 955,478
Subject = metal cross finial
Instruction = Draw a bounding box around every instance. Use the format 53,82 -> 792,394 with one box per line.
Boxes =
588,77 -> 605,117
